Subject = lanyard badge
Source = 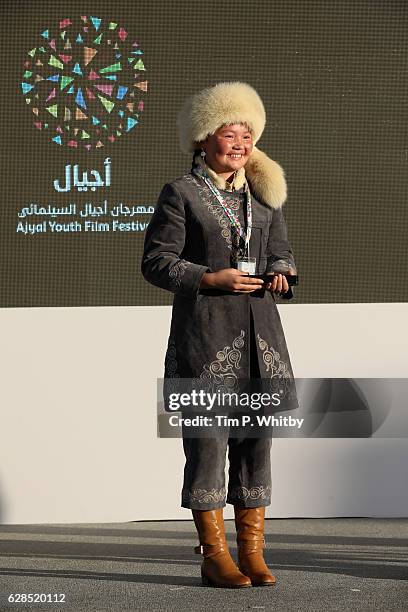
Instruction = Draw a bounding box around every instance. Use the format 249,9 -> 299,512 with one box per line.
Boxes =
192,165 -> 256,273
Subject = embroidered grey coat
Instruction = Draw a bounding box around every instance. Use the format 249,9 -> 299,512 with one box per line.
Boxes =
141,171 -> 299,409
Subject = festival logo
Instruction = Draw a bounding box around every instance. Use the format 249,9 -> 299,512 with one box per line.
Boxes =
20,16 -> 147,150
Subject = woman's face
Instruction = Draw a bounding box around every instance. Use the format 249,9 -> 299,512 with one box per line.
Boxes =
199,123 -> 254,177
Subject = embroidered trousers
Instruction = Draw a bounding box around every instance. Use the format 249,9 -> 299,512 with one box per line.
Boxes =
181,310 -> 273,510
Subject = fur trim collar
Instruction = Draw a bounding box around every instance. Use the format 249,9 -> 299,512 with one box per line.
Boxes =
244,147 -> 287,209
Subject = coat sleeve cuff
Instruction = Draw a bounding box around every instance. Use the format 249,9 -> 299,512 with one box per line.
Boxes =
171,261 -> 211,299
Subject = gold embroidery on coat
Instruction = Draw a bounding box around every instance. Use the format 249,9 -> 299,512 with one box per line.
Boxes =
199,329 -> 245,394
184,174 -> 242,250
168,259 -> 189,291
257,333 -> 292,397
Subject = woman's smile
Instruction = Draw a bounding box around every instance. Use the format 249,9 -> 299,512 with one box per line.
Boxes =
199,123 -> 254,180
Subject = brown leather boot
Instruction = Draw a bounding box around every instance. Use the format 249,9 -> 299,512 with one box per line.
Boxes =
192,508 -> 252,588
234,506 -> 276,586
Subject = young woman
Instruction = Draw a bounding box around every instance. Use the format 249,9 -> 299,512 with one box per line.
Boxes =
142,82 -> 298,588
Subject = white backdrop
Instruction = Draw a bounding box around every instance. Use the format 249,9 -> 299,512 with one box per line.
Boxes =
0,303 -> 407,524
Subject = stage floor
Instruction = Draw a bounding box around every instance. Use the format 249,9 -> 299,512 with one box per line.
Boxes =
0,518 -> 406,611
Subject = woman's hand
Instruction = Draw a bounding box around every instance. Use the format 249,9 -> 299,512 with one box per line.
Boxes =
265,270 -> 296,295
200,269 -> 264,293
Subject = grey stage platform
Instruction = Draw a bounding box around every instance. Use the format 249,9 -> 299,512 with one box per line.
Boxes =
0,518 -> 407,611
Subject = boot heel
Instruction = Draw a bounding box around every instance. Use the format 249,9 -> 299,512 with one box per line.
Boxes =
201,567 -> 213,587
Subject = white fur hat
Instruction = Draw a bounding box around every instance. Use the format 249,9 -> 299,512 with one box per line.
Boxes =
177,81 -> 287,208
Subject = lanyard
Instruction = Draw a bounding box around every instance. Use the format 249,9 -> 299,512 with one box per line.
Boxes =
193,165 -> 252,257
